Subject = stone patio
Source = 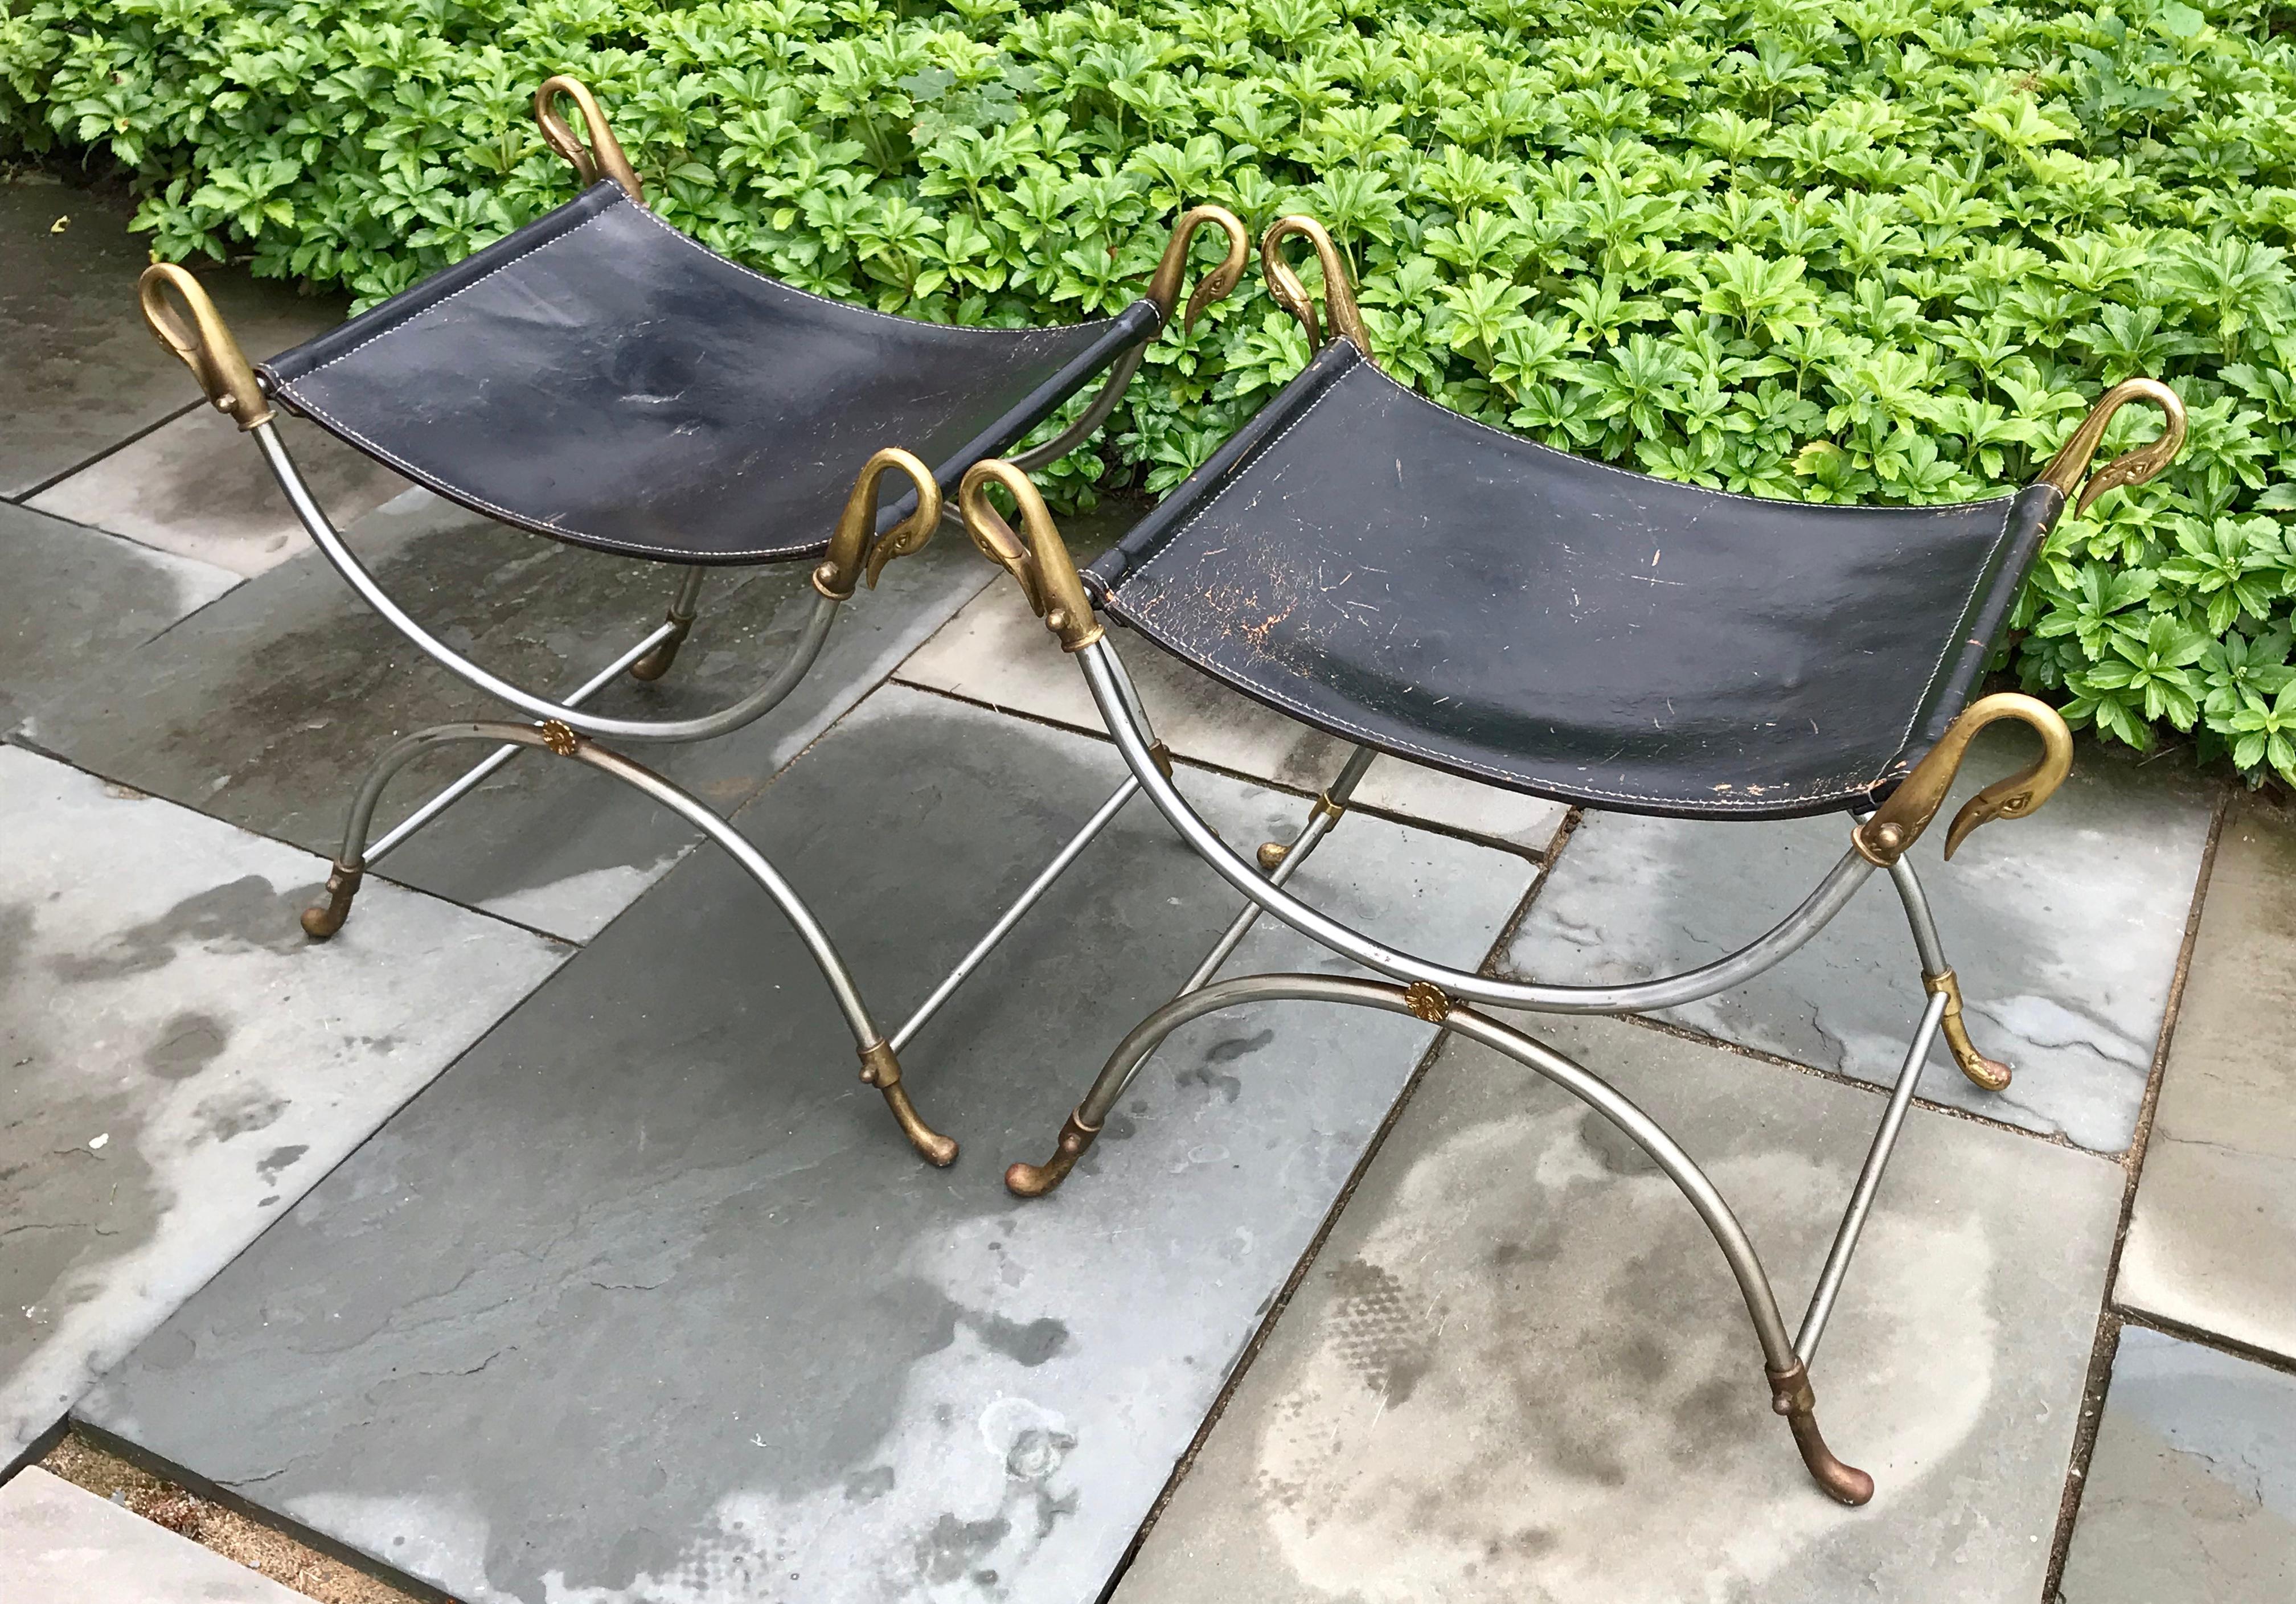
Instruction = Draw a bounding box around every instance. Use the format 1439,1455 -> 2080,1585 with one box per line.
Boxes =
3,177 -> 2293,1602
1,1466 -> 309,1603
2057,1327 -> 2296,1602
1110,1013 -> 2122,1603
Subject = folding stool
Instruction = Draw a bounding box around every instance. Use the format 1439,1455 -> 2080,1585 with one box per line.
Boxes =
135,76 -> 1250,1166
938,216 -> 2185,1500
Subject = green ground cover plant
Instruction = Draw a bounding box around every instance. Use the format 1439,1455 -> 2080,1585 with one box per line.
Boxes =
5,0 -> 2295,779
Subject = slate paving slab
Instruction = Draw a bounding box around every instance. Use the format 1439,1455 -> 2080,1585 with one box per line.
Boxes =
897,582 -> 1570,855
1112,1011 -> 2123,1604
2057,1326 -> 2296,1603
80,686 -> 1536,1604
0,180 -> 345,497
2117,793 -> 2296,1362
0,1466 -> 306,1604
0,500 -> 237,731
27,406 -> 412,577
0,745 -> 563,1464
1502,732 -> 2217,1152
15,488 -> 994,942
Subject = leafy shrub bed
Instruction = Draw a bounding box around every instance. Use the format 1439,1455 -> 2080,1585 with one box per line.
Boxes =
6,0 -> 2296,778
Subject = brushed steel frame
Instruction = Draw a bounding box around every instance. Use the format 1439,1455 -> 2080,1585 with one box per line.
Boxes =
925,338 -> 2186,1504
251,423 -> 962,1166
129,69 -> 1257,1170
925,630 -> 2000,1505
928,431 -> 2125,1507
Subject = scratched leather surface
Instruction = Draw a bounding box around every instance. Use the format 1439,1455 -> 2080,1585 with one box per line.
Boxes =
1096,342 -> 2061,819
264,183 -> 1154,565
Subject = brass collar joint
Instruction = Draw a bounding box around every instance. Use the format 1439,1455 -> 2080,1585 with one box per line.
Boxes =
858,1037 -> 901,1088
1401,981 -> 1450,1023
1851,819 -> 1909,867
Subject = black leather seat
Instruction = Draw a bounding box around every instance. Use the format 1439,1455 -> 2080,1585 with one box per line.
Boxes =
1089,339 -> 2061,819
261,182 -> 1156,565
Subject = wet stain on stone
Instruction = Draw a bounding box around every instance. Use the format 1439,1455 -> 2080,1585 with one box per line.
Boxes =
0,901 -> 34,981
142,1010 -> 230,1080
51,874 -> 305,981
1026,1482 -> 1078,1542
194,1085 -> 287,1143
1206,1029 -> 1274,1064
920,1513 -> 1010,1585
1322,1257 -> 1436,1404
1487,1526 -> 1560,1560
966,1309 -> 1069,1368
1577,1108 -> 1662,1177
1668,1375 -> 1745,1449
1004,1425 -> 1075,1483
1619,1331 -> 1670,1384
0,1086 -> 163,1377
256,1143 -> 307,1183
843,1464 -> 895,1503
1490,1236 -> 1561,1274
1179,1027 -> 1271,1105
137,1326 -> 196,1372
1546,1418 -> 1630,1488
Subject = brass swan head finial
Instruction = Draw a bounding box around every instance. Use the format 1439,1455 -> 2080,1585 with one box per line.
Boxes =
2037,378 -> 2187,514
814,448 -> 943,600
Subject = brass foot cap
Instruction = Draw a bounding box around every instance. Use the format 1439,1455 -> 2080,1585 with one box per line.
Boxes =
1005,1111 -> 1100,1198
859,1040 -> 956,1166
1769,1360 -> 1875,1507
627,615 -> 695,682
1256,840 -> 1289,872
300,865 -> 363,941
1955,1051 -> 2012,1093
1928,969 -> 2014,1092
879,1082 -> 958,1167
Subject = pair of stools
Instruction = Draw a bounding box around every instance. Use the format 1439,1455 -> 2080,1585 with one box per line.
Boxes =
140,77 -> 2184,1504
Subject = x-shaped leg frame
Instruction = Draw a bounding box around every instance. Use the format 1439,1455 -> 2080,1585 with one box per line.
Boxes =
136,255 -> 970,1164
935,461 -> 2078,1504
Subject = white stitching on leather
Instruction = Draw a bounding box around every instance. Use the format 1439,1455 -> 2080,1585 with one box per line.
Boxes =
619,198 -> 1127,339
1888,491 -> 2022,760
277,388 -> 823,563
275,190 -> 1133,561
1122,355 -> 1353,588
295,203 -> 621,381
299,190 -> 1113,385
1107,607 -> 1873,810
1366,359 -> 2018,515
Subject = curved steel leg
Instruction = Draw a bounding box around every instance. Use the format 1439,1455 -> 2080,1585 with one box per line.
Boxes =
304,720 -> 956,1166
1887,857 -> 2012,1092
1079,640 -> 1879,1015
256,422 -> 843,745
628,566 -> 707,682
1010,974 -> 1871,1504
